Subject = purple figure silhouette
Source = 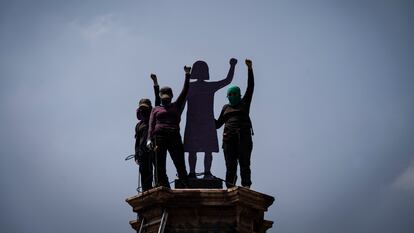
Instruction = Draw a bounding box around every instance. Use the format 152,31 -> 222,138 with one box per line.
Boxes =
184,58 -> 237,178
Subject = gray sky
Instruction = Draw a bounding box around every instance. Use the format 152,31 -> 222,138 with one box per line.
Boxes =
1,0 -> 414,232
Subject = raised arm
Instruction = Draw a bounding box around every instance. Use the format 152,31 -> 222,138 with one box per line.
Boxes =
242,59 -> 254,106
175,66 -> 191,110
211,58 -> 237,91
150,74 -> 160,106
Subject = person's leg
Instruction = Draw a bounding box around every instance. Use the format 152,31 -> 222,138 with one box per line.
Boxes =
148,151 -> 154,188
139,152 -> 153,191
168,132 -> 188,181
188,152 -> 197,178
223,137 -> 238,188
203,152 -> 213,178
154,134 -> 170,188
239,133 -> 253,188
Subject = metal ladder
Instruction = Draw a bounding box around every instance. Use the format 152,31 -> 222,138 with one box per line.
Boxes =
138,210 -> 168,233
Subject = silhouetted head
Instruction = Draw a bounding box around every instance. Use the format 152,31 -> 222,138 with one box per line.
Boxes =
159,86 -> 173,106
227,85 -> 241,106
137,98 -> 152,120
191,60 -> 210,81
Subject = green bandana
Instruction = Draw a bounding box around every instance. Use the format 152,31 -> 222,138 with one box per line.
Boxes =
227,86 -> 241,106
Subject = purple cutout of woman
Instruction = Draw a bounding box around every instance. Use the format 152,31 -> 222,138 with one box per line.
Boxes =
184,58 -> 237,178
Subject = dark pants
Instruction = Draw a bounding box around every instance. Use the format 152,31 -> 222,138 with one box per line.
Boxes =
139,151 -> 154,192
154,129 -> 188,188
223,132 -> 253,188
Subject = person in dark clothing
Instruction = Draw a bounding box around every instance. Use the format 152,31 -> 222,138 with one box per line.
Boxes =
134,74 -> 160,192
147,66 -> 190,188
216,59 -> 255,189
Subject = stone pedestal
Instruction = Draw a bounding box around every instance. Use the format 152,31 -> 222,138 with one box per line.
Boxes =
125,187 -> 275,233
174,178 -> 223,189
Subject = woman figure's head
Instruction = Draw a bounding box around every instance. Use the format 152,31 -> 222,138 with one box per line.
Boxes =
191,60 -> 209,81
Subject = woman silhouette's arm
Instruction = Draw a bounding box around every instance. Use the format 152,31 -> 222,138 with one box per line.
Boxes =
175,66 -> 191,110
212,58 -> 237,91
151,74 -> 160,106
215,106 -> 226,129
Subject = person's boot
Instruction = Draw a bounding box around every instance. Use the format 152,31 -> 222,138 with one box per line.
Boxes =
188,172 -> 197,179
203,171 -> 214,179
179,178 -> 189,188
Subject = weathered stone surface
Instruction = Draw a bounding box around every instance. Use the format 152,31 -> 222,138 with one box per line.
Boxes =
174,178 -> 223,189
126,187 -> 275,233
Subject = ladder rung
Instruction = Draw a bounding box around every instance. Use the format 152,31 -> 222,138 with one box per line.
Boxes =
143,218 -> 162,227
139,210 -> 168,233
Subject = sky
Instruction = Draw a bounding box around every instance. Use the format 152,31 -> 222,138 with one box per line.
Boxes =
1,0 -> 414,232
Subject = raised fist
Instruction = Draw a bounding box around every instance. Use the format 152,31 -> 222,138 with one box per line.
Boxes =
245,59 -> 252,68
184,66 -> 191,74
150,73 -> 158,85
230,58 -> 237,66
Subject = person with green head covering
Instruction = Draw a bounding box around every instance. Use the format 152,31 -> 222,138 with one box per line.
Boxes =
216,59 -> 255,189
226,85 -> 242,106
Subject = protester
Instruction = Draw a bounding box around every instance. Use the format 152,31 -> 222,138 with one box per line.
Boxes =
147,66 -> 191,188
216,59 -> 255,188
134,74 -> 160,191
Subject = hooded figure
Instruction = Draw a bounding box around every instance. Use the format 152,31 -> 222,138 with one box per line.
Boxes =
184,58 -> 237,179
134,74 -> 160,192
147,66 -> 191,188
215,59 -> 255,189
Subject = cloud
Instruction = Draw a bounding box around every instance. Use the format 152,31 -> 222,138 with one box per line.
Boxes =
69,14 -> 116,41
393,158 -> 414,192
